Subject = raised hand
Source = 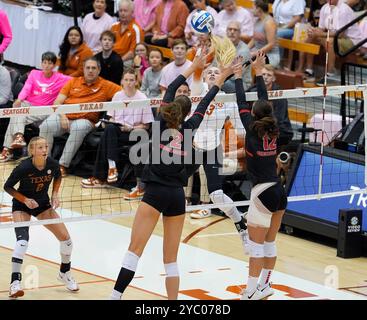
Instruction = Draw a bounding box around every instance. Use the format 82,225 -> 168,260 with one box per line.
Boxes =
251,51 -> 266,73
232,56 -> 244,79
191,45 -> 209,70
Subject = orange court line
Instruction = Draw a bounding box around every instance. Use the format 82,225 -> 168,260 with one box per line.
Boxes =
183,217 -> 227,243
0,245 -> 167,299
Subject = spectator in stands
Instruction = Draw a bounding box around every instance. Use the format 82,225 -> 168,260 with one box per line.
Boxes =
95,30 -> 124,85
214,0 -> 254,43
296,0 -> 361,83
58,26 -> 94,77
248,64 -> 293,148
0,52 -> 71,163
81,0 -> 115,54
134,0 -> 161,35
272,0 -> 306,70
146,0 -> 189,48
159,39 -> 192,92
222,21 -> 252,93
111,0 -> 144,67
249,0 -> 280,67
141,48 -> 164,98
39,57 -> 121,177
0,64 -> 11,108
133,43 -> 150,84
81,69 -> 153,190
0,9 -> 12,61
185,0 -> 218,47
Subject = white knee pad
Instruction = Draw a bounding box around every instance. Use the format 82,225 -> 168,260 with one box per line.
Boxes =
164,262 -> 179,277
264,241 -> 277,258
60,239 -> 73,256
13,240 -> 28,260
248,239 -> 264,258
209,189 -> 241,221
122,251 -> 140,272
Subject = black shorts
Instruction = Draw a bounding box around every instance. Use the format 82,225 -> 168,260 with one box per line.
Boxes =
12,203 -> 52,217
258,182 -> 287,212
142,183 -> 185,216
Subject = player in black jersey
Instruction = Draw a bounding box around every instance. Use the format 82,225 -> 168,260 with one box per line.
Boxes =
4,136 -> 79,298
234,52 -> 287,300
110,49 -> 235,300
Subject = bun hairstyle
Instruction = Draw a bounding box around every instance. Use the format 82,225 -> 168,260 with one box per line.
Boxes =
250,99 -> 279,139
161,102 -> 183,129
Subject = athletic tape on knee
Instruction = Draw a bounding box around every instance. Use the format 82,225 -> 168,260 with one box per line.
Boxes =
13,240 -> 28,260
164,262 -> 179,277
264,241 -> 277,257
209,189 -> 241,222
15,227 -> 29,242
122,251 -> 140,272
248,239 -> 264,258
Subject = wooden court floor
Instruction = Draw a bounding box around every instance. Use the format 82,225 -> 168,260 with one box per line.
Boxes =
0,162 -> 366,300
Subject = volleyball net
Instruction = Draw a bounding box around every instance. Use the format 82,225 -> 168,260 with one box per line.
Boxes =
0,83 -> 366,228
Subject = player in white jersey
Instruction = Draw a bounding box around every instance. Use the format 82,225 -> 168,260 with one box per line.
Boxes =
187,64 -> 248,252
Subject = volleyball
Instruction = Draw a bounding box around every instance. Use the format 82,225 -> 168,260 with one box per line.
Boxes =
191,10 -> 215,33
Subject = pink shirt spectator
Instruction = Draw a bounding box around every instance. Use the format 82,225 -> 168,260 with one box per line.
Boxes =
185,6 -> 218,46
159,60 -> 192,90
0,10 -> 12,54
134,0 -> 161,31
109,90 -> 154,126
214,6 -> 254,38
319,1 -> 361,44
81,12 -> 115,54
18,70 -> 71,106
160,0 -> 174,34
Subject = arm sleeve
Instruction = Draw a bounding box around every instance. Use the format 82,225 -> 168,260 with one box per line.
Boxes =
162,74 -> 187,103
0,12 -> 12,54
235,78 -> 252,131
184,85 -> 219,130
255,75 -> 268,101
4,165 -> 26,203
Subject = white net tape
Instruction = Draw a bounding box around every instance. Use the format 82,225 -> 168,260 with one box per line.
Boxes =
0,84 -> 365,228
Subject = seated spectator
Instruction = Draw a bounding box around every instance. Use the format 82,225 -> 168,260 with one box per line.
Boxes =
146,0 -> 189,48
248,64 -> 294,148
0,9 -> 12,61
272,0 -> 306,70
214,0 -> 254,43
39,57 -> 121,177
134,0 -> 161,35
248,0 -> 280,67
0,64 -> 11,108
0,52 -> 71,163
58,26 -> 94,77
296,0 -> 361,82
222,21 -> 252,93
111,0 -> 144,67
81,69 -> 153,189
133,43 -> 150,84
185,0 -> 218,47
95,30 -> 124,85
159,39 -> 192,92
81,0 -> 115,54
141,48 -> 164,98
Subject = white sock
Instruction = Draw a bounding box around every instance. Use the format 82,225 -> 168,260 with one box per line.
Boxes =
210,190 -> 242,223
246,276 -> 259,293
110,289 -> 122,300
258,269 -> 272,289
108,159 -> 116,169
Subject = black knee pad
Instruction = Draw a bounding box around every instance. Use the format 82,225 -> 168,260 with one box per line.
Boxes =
15,227 -> 29,242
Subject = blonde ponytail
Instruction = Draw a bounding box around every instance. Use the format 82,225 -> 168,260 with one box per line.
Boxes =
210,35 -> 236,67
